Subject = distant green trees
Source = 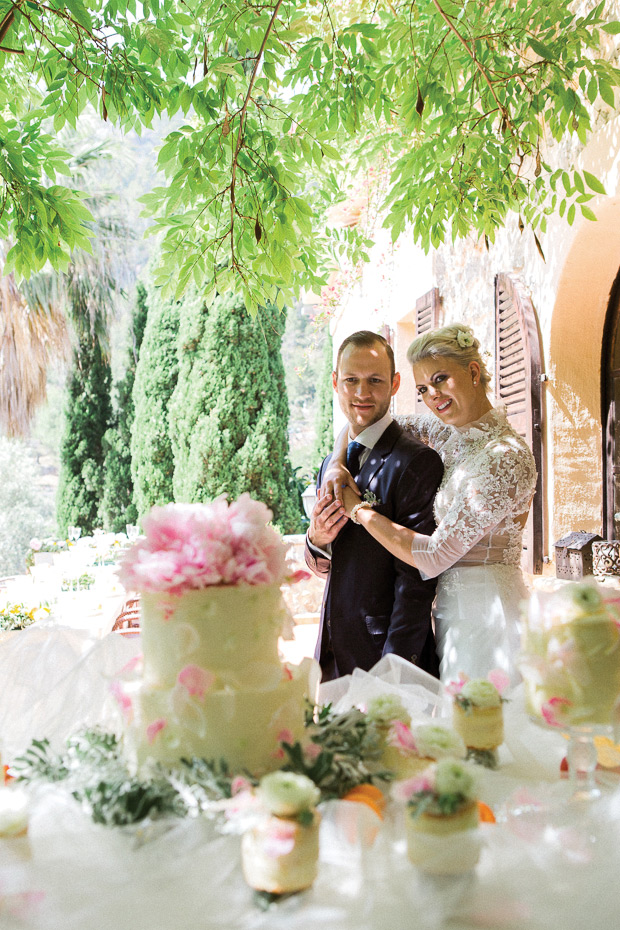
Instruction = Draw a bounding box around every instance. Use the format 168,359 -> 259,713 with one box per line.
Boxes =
314,332 -> 334,463
131,286 -> 181,518
100,284 -> 149,531
170,291 -> 301,533
56,332 -> 112,535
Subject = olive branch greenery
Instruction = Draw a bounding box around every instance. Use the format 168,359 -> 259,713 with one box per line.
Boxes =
12,703 -> 391,827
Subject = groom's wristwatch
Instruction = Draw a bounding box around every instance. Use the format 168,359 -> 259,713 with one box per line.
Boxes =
349,501 -> 374,525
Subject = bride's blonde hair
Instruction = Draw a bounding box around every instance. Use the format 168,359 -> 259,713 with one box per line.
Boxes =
406,323 -> 492,392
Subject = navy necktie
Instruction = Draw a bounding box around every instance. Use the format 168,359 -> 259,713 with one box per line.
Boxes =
346,440 -> 365,477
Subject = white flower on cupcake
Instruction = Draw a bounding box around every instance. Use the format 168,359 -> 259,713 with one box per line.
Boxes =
258,771 -> 320,819
410,724 -> 466,760
365,693 -> 411,727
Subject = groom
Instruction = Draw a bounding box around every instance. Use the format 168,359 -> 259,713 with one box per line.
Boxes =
305,331 -> 444,682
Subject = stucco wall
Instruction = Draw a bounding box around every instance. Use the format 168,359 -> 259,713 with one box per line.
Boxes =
330,105 -> 620,562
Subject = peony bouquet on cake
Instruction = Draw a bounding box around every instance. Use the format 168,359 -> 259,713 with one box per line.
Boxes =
118,495 -> 301,595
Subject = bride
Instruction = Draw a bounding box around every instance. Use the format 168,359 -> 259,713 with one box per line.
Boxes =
324,323 -> 537,685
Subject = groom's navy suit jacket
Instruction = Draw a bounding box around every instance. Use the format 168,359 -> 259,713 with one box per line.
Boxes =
305,420 -> 444,682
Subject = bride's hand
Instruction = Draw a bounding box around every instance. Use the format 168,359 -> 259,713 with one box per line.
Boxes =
341,485 -> 362,517
320,461 -> 361,503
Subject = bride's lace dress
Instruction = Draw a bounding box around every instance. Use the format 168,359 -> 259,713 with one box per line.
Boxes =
398,407 -> 537,684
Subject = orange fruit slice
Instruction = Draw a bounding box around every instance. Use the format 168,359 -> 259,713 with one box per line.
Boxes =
343,784 -> 386,819
477,801 -> 496,823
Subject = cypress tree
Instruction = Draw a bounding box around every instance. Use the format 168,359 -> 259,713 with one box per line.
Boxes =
131,285 -> 181,521
170,291 -> 302,533
56,332 -> 112,535
314,331 -> 334,462
100,283 -> 149,531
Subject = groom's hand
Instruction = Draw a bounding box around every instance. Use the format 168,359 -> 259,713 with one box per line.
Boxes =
308,491 -> 348,549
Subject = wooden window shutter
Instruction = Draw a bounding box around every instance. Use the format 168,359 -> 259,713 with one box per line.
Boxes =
413,288 -> 441,414
495,274 -> 544,575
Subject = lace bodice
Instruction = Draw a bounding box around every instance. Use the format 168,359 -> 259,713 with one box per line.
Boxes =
397,408 -> 537,578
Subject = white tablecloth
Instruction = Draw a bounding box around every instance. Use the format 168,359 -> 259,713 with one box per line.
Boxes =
1,640 -> 619,930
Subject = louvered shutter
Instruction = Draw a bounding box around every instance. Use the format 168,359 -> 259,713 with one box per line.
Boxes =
495,274 -> 544,575
413,288 -> 441,414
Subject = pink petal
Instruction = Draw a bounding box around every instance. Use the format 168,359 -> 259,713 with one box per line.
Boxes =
177,664 -> 215,700
146,718 -> 167,743
488,668 -> 511,694
445,673 -> 469,696
277,728 -> 294,744
541,697 -> 572,727
388,720 -> 418,752
109,681 -> 132,720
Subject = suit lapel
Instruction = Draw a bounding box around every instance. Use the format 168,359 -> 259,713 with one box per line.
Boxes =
357,420 -> 403,490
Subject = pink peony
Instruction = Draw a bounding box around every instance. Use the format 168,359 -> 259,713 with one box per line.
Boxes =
541,696 -> 572,727
177,664 -> 215,700
117,495 -> 291,595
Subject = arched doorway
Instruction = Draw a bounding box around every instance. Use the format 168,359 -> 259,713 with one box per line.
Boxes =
602,267 -> 620,540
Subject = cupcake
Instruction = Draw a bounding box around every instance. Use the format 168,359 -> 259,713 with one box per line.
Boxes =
394,759 -> 481,875
241,771 -> 321,895
451,676 -> 506,768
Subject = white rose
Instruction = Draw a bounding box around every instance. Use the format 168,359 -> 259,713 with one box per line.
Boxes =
434,759 -> 477,800
366,693 -> 411,727
460,679 -> 501,708
414,724 -> 466,760
258,771 -> 320,817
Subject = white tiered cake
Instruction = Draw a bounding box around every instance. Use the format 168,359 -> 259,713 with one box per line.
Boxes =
116,496 -> 320,775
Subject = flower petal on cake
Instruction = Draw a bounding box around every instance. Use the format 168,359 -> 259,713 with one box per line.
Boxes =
445,673 -> 469,696
170,684 -> 207,738
177,664 -> 215,700
109,681 -> 133,720
146,718 -> 167,743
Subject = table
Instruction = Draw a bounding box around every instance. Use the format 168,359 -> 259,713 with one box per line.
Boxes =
1,645 -> 619,930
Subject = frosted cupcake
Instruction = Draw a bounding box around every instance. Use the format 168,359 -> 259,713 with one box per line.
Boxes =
377,713 -> 466,780
241,771 -> 321,895
394,759 -> 481,875
451,675 -> 507,768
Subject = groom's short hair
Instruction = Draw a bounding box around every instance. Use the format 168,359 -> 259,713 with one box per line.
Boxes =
336,331 -> 395,380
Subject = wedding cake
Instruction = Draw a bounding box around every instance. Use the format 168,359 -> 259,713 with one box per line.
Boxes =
116,496 -> 319,774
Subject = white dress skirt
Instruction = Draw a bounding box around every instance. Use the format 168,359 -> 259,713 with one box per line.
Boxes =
432,563 -> 529,686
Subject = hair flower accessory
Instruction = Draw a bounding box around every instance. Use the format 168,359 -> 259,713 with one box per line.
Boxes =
456,329 -> 474,349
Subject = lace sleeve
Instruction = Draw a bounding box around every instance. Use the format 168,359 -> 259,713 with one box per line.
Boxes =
396,413 -> 449,450
410,438 -> 537,578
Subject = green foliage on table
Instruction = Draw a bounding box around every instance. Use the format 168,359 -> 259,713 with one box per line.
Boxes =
314,332 -> 334,464
280,702 -> 388,799
0,1 -> 618,310
169,290 -> 302,533
13,730 -> 237,827
56,333 -> 113,536
101,283 -> 149,532
131,283 -> 181,520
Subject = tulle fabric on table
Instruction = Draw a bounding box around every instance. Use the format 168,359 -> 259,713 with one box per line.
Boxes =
0,626 -> 140,760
